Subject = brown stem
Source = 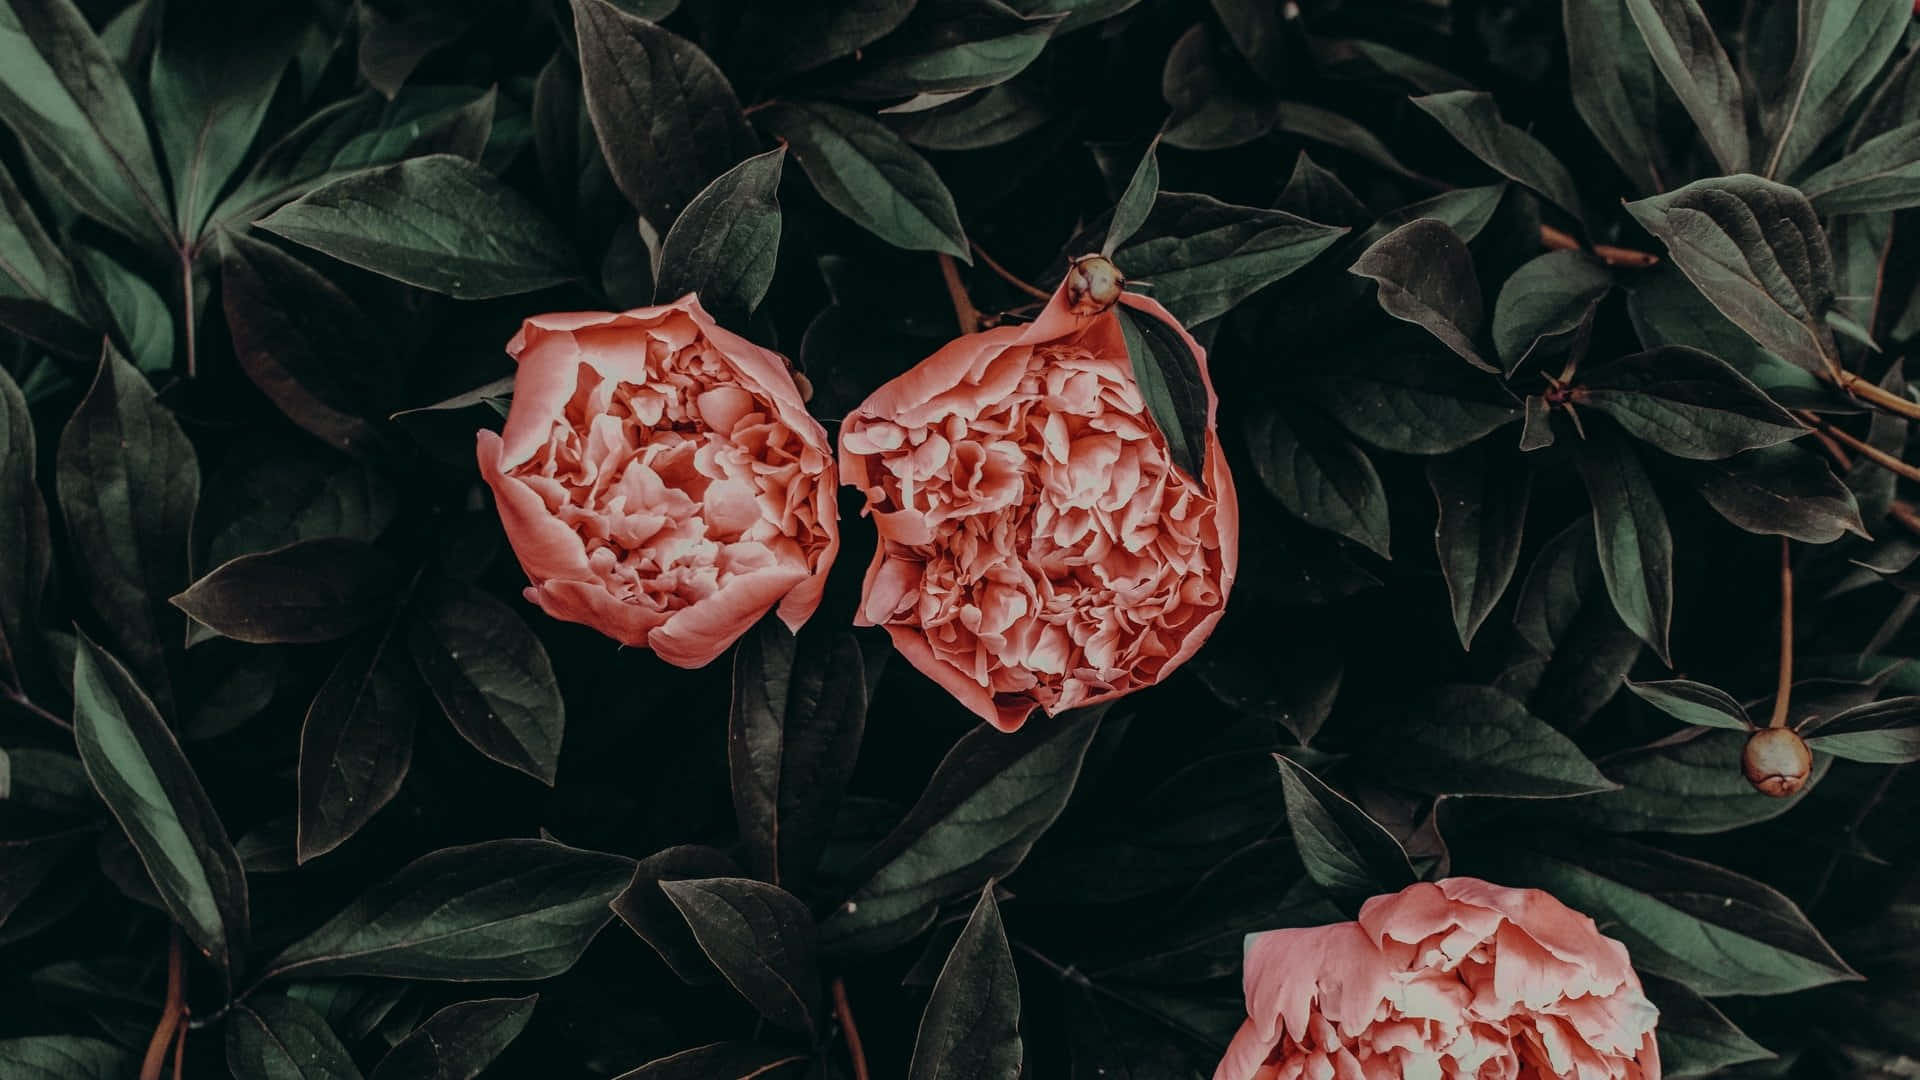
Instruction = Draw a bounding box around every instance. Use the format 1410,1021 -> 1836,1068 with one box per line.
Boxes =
139,930 -> 185,1080
1892,500 -> 1920,538
3,686 -> 70,730
1814,417 -> 1920,484
1771,537 -> 1793,729
970,241 -> 1051,300
937,254 -> 982,335
1538,225 -> 1659,268
1824,368 -> 1920,422
832,978 -> 871,1080
170,1013 -> 187,1080
179,250 -> 197,379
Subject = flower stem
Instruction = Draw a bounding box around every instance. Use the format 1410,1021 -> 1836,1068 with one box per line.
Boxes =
139,929 -> 185,1080
1807,414 -> 1920,485
1823,368 -> 1920,422
937,254 -> 983,335
970,241 -> 1051,300
1771,537 -> 1793,730
832,978 -> 870,1080
179,249 -> 197,379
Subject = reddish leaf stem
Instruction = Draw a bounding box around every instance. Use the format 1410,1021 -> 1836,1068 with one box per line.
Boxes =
937,253 -> 983,335
139,929 -> 185,1080
832,977 -> 871,1080
1771,537 -> 1793,729
971,241 -> 1051,300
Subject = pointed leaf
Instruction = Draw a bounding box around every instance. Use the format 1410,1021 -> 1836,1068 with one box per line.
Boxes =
298,631 -> 419,863
1576,427 -> 1673,662
1642,976 -> 1775,1079
408,579 -> 564,786
1684,444 -> 1866,544
1350,219 -> 1490,372
1759,0 -> 1908,181
612,1043 -> 806,1080
1564,0 -> 1672,194
1625,679 -> 1751,731
1302,346 -> 1519,455
227,996 -> 364,1080
1246,403 -> 1390,557
72,635 -> 248,979
731,0 -> 917,81
1563,728 -> 1829,833
1411,91 -> 1583,221
840,0 -> 1060,99
1430,444 -> 1532,648
609,845 -> 742,985
756,101 -> 969,260
1109,193 -> 1347,325
173,539 -> 401,645
909,886 -> 1022,1080
370,996 -> 536,1080
264,839 -> 633,981
889,82 -> 1052,150
654,146 -> 785,326
1492,250 -> 1612,370
661,878 -> 821,1034
1576,346 -> 1804,460
1116,303 -> 1209,484
1274,754 -> 1414,902
1802,697 -> 1920,763
1621,0 -> 1749,173
1103,137 -> 1160,255
0,365 -> 48,688
1800,120 -> 1920,214
1371,685 -> 1615,798
0,159 -> 78,314
0,1036 -> 134,1080
257,154 -> 577,300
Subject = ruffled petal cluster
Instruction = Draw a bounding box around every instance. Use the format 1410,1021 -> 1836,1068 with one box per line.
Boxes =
1219,879 -> 1660,1080
839,288 -> 1237,730
478,295 -> 838,667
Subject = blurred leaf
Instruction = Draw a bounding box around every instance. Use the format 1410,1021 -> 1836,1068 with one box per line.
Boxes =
610,845 -> 742,985
910,885 -> 1021,1079
889,82 -> 1052,150
1492,250 -> 1611,371
1564,0 -> 1671,194
1802,697 -> 1920,763
1575,346 -> 1804,460
257,154 -> 577,299
1274,754 -> 1414,902
1625,679 -> 1751,731
298,631 -> 419,863
0,828 -> 86,932
0,1036 -> 135,1079
729,619 -> 867,889
1104,136 -> 1160,256
356,4 -> 465,99
661,878 -> 821,1034
228,996 -> 364,1080
1625,176 -> 1838,376
173,539 -> 401,645
1684,445 -> 1866,544
1350,219 -> 1491,372
0,0 -> 172,247
1642,976 -> 1775,1079
571,0 -> 756,229
1430,444 -> 1532,648
757,101 -> 970,260
1370,685 -> 1615,798
1110,193 -> 1347,325
1161,25 -> 1274,151
370,996 -> 537,1080
1275,152 -> 1368,230
1411,91 -> 1583,221
408,579 -> 565,786
1562,728 -> 1830,833
819,708 -> 1102,955
56,344 -> 198,716
1621,0 -> 1748,173
197,441 -> 396,572
654,146 -> 784,326
265,839 -> 633,981
1800,120 -> 1920,214
1501,839 -> 1858,996
1118,304 -> 1209,484
732,0 -> 917,81
1575,427 -> 1673,662
72,635 -> 248,979
1246,403 -> 1390,557
611,1043 -> 806,1080
1302,346 -> 1519,455
0,366 -> 49,689
1272,102 -> 1433,185
1757,0 -> 1908,181
841,0 -> 1059,99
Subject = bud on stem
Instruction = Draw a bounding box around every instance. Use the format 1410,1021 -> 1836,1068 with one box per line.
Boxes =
1742,727 -> 1812,797
1065,254 -> 1125,315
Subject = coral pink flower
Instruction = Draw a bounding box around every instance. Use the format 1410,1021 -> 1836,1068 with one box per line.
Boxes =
839,284 -> 1237,731
478,295 -> 838,668
1219,879 -> 1661,1080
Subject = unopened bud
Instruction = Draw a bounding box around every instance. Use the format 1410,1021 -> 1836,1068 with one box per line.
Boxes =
1742,727 -> 1812,797
1065,254 -> 1125,316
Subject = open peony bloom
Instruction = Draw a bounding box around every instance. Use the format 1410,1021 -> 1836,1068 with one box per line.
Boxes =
1220,878 -> 1660,1080
839,283 -> 1237,731
477,295 -> 838,668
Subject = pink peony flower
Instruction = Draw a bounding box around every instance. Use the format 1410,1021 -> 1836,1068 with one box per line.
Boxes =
838,283 -> 1237,731
477,295 -> 838,668
1219,878 -> 1661,1080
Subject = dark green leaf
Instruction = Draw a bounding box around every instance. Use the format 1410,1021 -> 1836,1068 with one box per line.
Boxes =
819,708 -> 1102,955
909,885 -> 1022,1080
227,996 -> 364,1080
1802,697 -> 1920,763
1576,346 -> 1804,459
731,0 -> 917,81
1411,91 -> 1583,221
0,365 -> 48,688
1564,0 -> 1672,194
1274,754 -> 1414,902
570,0 -> 756,228
356,5 -> 465,99
298,631 -> 419,863
1109,193 -> 1347,325
72,635 -> 248,979
256,154 -> 577,300
408,579 -> 565,786
1625,679 -> 1751,731
0,1036 -> 135,1079
1103,137 -> 1159,255
220,232 -> 396,459
0,0 -> 172,246
1272,102 -> 1433,185
1160,25 -> 1275,151
1370,685 -> 1616,798
1561,728 -> 1830,833
370,995 -> 537,1080
1117,303 -> 1210,485
661,877 -> 820,1034
1642,976 -> 1776,1079
611,1043 -> 806,1080
197,441 -> 396,572
1800,120 -> 1920,214
728,620 -> 867,888
1349,219 -> 1491,372
1625,176 -> 1838,376
1492,250 -> 1612,371
1685,444 -> 1866,543
56,343 -> 198,716
1363,184 -> 1508,248
264,838 -> 633,981
1499,839 -> 1858,996
840,0 -> 1059,99
610,845 -> 742,985
172,539 -> 401,645
1519,395 -> 1555,451
888,82 -> 1052,151
1275,152 -> 1369,230
1758,0 -> 1908,181
1301,346 -> 1519,455
72,247 -> 170,373
1576,427 -> 1673,662
0,159 -> 77,315
654,146 -> 784,326
1246,403 -> 1389,557
756,101 -> 969,259
1621,0 -> 1748,173
1430,444 -> 1532,648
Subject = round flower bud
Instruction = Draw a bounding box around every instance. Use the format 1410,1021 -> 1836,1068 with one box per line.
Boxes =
1742,726 -> 1813,797
1064,254 -> 1125,315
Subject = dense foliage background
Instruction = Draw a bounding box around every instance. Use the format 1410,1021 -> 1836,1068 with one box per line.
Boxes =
4,0 -> 1920,1076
